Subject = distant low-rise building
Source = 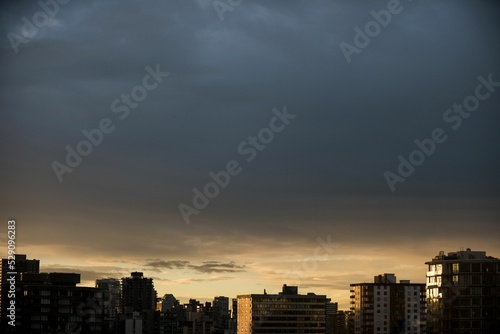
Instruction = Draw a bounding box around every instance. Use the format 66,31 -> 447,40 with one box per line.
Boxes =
161,294 -> 179,312
116,309 -> 143,334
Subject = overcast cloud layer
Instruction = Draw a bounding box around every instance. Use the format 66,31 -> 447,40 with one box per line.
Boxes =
1,0 -> 499,308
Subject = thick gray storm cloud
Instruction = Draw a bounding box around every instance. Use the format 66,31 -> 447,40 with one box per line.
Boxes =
0,0 -> 499,304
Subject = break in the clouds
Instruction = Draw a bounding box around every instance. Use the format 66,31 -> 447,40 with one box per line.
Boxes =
1,0 -> 499,308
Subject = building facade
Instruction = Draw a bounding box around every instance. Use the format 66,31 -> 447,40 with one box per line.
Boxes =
331,310 -> 352,334
237,284 -> 328,334
231,297 -> 238,332
160,293 -> 179,313
121,271 -> 157,313
350,273 -> 426,334
19,272 -> 104,334
426,248 -> 500,334
96,278 -> 121,333
213,296 -> 230,331
325,301 -> 338,334
121,272 -> 158,334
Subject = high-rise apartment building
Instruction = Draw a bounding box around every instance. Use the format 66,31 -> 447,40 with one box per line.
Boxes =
232,297 -> 238,319
325,301 -> 338,334
350,273 -> 426,334
96,278 -> 121,333
425,248 -> 500,334
231,297 -> 238,332
213,296 -> 230,330
121,271 -> 157,313
121,272 -> 158,334
237,284 -> 328,334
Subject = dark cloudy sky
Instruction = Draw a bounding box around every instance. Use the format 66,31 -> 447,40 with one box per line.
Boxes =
1,0 -> 499,308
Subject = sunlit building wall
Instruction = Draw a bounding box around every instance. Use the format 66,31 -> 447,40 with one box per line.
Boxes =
425,249 -> 500,334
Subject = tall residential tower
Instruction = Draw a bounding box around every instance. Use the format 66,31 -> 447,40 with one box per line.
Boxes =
350,273 -> 426,334
426,249 -> 500,334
